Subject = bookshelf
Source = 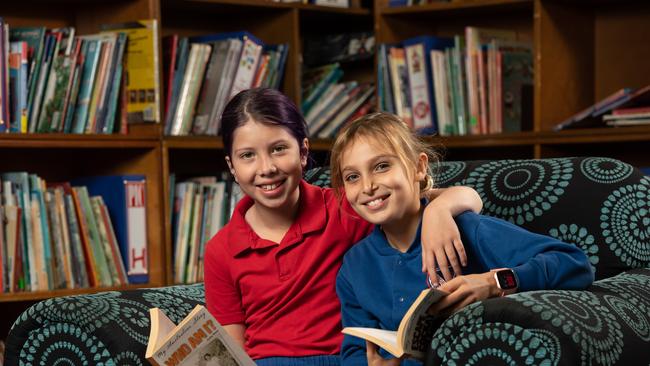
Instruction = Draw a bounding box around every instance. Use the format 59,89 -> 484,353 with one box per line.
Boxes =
2,0 -> 650,340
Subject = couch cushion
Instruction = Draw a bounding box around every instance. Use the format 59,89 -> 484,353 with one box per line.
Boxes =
5,284 -> 205,365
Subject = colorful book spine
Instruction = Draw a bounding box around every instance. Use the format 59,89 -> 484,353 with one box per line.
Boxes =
72,39 -> 101,134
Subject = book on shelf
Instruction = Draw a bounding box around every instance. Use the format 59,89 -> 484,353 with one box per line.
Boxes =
73,175 -> 149,284
309,81 -> 357,136
403,35 -> 453,133
0,172 -> 135,292
0,18 -> 10,132
8,41 -> 29,133
387,46 -> 413,127
316,83 -> 375,139
162,34 -> 179,124
342,288 -> 448,360
101,19 -> 160,124
172,177 -> 228,284
302,63 -> 343,115
302,31 -> 374,67
553,85 -> 650,131
1,19 -> 137,134
169,43 -> 212,136
378,44 -> 395,115
146,305 -> 256,366
192,40 -> 230,135
163,31 -> 288,136
378,29 -> 532,136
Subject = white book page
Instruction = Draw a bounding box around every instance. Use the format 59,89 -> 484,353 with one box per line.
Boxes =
342,327 -> 401,357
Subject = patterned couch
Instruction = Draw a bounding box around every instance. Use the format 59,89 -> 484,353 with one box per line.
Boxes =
5,157 -> 650,365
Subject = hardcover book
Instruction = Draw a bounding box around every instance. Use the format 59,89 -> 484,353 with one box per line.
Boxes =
73,175 -> 149,284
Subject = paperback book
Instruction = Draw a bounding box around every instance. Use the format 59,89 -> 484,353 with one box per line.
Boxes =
146,305 -> 256,366
342,288 -> 448,360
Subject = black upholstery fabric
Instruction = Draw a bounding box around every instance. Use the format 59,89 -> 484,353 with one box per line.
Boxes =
5,157 -> 650,365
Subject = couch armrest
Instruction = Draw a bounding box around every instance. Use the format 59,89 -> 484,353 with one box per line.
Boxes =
427,269 -> 650,366
5,284 -> 205,365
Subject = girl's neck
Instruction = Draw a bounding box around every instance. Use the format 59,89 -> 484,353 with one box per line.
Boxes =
382,205 -> 424,253
246,188 -> 301,243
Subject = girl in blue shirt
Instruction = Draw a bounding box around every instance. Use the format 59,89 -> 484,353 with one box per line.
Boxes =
329,112 -> 594,366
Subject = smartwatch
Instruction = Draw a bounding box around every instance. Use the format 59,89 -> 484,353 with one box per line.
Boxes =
493,268 -> 518,295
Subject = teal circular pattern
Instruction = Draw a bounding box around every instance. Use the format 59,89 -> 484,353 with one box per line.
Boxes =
432,302 -> 484,359
602,294 -> 650,341
600,176 -> 650,268
18,323 -> 113,366
433,161 -> 466,186
304,167 -> 331,188
548,224 -> 599,271
597,273 -> 650,335
114,299 -> 153,345
155,283 -> 205,302
528,329 -> 561,365
580,157 -> 634,184
512,290 -> 623,365
114,350 -> 145,365
437,323 -> 555,366
142,292 -> 195,322
28,292 -> 122,332
463,159 -> 573,225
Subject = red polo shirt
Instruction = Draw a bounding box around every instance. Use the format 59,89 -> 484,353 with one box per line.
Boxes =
204,180 -> 372,360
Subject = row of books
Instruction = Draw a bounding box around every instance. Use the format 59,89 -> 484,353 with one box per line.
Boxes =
0,19 -> 160,135
302,63 -> 375,138
170,175 -> 242,284
0,174 -> 148,293
554,84 -> 650,130
378,27 -> 533,136
163,32 -> 289,136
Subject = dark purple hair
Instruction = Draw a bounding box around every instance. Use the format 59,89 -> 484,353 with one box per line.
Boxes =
221,88 -> 308,158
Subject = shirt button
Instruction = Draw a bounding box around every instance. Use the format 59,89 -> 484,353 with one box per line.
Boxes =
398,260 -> 403,265
399,297 -> 404,302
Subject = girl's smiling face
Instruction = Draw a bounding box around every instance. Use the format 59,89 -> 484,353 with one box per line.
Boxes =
227,118 -> 308,211
340,137 -> 427,227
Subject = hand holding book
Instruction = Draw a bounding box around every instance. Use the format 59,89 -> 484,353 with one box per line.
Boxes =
427,271 -> 503,316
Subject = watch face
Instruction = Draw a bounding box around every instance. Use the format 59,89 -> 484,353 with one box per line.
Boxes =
496,269 -> 517,290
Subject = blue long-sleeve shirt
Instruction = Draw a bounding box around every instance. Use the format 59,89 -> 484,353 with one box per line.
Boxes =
336,211 -> 594,366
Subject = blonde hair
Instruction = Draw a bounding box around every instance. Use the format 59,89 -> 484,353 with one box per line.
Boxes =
329,112 -> 440,193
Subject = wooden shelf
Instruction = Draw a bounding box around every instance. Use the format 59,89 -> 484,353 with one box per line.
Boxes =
163,0 -> 370,15
380,0 -> 532,16
0,284 -> 152,303
163,136 -> 224,149
0,134 -> 159,149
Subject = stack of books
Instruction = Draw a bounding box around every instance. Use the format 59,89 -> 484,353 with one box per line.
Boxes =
0,18 -> 160,134
169,175 -> 241,284
302,63 -> 375,138
163,32 -> 289,136
378,28 -> 533,136
554,85 -> 650,131
0,173 -> 148,293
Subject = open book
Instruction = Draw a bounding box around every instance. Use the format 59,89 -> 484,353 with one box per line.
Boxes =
146,305 -> 256,366
342,288 -> 448,360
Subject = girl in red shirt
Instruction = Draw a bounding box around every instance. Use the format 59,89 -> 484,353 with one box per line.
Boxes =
204,87 -> 482,365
